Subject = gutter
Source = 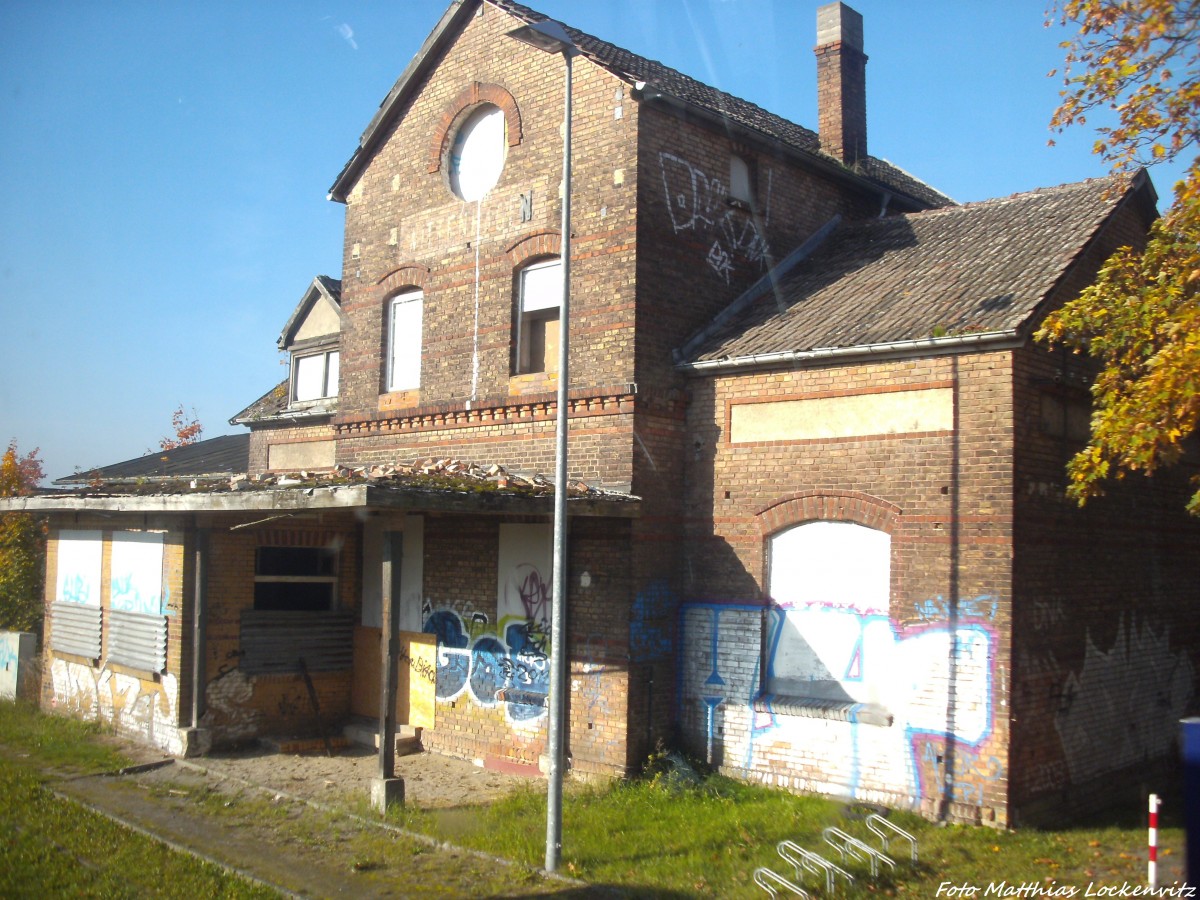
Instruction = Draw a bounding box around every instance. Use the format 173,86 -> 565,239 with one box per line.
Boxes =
677,329 -> 1026,375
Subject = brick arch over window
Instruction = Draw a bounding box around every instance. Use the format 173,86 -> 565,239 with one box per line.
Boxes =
505,231 -> 561,266
428,82 -> 522,175
375,265 -> 430,303
755,490 -> 901,537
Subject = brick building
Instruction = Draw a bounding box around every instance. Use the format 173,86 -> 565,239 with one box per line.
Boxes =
7,0 -> 1197,826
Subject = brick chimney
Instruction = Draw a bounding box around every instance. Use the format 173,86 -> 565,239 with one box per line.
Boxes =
815,2 -> 867,165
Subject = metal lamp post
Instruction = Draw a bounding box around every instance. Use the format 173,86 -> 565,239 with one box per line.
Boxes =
505,18 -> 578,874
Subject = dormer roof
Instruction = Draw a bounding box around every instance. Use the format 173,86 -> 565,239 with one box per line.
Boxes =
327,0 -> 951,210
278,275 -> 343,351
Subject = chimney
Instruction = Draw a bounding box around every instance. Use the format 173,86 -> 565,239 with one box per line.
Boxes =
815,2 -> 867,165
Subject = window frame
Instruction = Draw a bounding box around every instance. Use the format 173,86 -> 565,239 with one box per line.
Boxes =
291,347 -> 340,403
253,546 -> 339,613
386,289 -> 423,392
515,257 -> 562,376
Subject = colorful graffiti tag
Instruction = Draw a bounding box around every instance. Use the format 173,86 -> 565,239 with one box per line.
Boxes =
679,596 -> 1003,812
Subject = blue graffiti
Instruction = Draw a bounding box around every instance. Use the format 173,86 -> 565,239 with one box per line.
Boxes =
631,580 -> 673,662
423,609 -> 548,720
469,636 -> 507,708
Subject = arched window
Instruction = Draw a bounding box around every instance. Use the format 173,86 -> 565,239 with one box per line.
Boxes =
387,289 -> 423,391
515,258 -> 562,374
766,521 -> 890,705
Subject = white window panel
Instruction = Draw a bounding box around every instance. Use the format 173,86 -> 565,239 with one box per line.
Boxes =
110,532 -> 165,616
449,105 -> 505,201
388,291 -> 423,391
521,259 -> 562,312
56,530 -> 102,606
326,350 -> 339,396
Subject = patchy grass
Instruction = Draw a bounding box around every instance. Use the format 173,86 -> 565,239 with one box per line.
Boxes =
421,765 -> 1186,898
0,734 -> 276,897
0,699 -> 130,774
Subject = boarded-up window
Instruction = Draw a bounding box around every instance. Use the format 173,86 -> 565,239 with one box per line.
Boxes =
254,547 -> 337,612
516,259 -> 561,375
766,522 -> 890,706
108,532 -> 167,672
387,291 -> 423,391
50,530 -> 103,659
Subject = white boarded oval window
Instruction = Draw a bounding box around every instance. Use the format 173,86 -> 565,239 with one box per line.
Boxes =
448,104 -> 505,201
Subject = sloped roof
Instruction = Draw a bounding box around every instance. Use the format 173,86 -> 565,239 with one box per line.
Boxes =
680,173 -> 1152,369
231,381 -> 290,425
329,0 -> 951,209
55,434 -> 249,486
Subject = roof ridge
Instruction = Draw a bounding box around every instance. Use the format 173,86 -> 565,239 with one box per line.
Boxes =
485,0 -> 950,208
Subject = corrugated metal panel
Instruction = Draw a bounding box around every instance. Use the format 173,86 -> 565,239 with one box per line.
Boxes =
49,602 -> 102,659
239,610 -> 354,675
107,609 -> 167,673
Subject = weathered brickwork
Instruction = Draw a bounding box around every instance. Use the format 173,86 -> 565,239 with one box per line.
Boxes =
680,352 -> 1016,825
32,1 -> 1187,827
1006,202 -> 1200,823
416,513 -> 634,776
200,515 -> 360,746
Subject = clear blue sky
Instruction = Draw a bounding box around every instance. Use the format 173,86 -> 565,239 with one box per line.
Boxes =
0,1 -> 1187,483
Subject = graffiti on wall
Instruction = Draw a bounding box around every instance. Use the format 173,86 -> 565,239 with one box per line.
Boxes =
659,152 -> 771,283
680,596 -> 1003,812
423,525 -> 554,727
1054,616 -> 1194,783
50,657 -> 182,755
631,580 -> 673,663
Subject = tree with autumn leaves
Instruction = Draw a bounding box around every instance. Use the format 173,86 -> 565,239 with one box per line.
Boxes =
1037,0 -> 1200,512
0,441 -> 46,632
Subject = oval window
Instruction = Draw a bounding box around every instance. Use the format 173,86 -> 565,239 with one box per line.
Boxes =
448,104 -> 505,201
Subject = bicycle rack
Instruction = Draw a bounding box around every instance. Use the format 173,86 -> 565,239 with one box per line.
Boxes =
866,814 -> 918,864
821,827 -> 896,878
777,840 -> 855,894
754,867 -> 810,898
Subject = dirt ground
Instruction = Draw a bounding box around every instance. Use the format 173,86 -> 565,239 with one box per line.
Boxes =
183,742 -> 539,810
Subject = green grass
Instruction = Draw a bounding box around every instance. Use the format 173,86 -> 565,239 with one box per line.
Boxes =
0,699 -> 131,774
419,767 -> 1186,898
0,758 -> 280,898
0,701 -> 279,898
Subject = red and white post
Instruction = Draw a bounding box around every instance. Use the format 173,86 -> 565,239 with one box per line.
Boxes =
1148,793 -> 1161,889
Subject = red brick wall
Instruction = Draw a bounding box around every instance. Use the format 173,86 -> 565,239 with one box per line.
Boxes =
1009,199 -> 1200,822
680,352 -> 1016,825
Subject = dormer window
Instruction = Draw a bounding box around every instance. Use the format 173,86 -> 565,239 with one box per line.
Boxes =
293,348 -> 339,402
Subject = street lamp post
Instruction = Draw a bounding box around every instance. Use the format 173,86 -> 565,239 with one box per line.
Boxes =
505,18 -> 578,875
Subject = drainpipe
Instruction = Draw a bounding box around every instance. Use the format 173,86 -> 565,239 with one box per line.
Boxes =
191,527 -> 209,728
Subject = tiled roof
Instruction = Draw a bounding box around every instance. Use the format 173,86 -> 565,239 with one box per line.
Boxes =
682,175 -> 1139,366
231,381 -> 290,425
491,1 -> 953,208
55,434 -> 250,485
